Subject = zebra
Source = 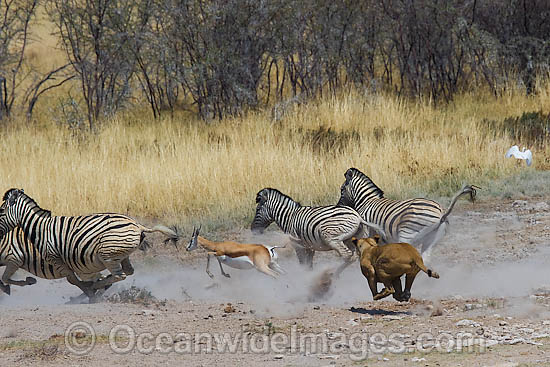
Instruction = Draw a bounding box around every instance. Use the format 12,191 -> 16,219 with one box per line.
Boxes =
0,218 -> 107,299
0,206 -> 53,295
251,187 -> 383,273
0,188 -> 179,301
337,168 -> 479,260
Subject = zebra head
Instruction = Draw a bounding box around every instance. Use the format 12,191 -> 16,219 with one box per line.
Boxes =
251,188 -> 301,234
0,188 -> 24,236
251,188 -> 274,234
337,168 -> 384,208
186,225 -> 201,251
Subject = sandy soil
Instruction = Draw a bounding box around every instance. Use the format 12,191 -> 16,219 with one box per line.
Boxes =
1,198 -> 550,366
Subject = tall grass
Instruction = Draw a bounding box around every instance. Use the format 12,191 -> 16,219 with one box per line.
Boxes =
1,86 -> 549,230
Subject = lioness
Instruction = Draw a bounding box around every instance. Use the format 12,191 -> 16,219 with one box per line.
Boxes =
353,235 -> 439,301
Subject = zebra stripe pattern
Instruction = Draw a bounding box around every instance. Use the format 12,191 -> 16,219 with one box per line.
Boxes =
0,227 -> 59,280
337,168 -> 477,257
0,188 -> 178,299
251,187 -> 373,269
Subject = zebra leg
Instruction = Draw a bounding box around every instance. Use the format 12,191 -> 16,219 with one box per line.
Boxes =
121,258 -> 135,276
330,240 -> 355,278
65,272 -> 97,299
2,262 -> 37,288
289,239 -> 315,269
91,260 -> 127,290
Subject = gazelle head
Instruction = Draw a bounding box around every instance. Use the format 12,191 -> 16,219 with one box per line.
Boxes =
186,225 -> 201,251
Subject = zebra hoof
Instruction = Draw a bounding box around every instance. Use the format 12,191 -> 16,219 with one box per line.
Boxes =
223,273 -> 231,278
26,277 -> 37,285
0,283 -> 11,295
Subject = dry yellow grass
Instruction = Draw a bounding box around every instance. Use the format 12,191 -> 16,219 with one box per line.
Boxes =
1,86 -> 548,230
1,11 -> 548,229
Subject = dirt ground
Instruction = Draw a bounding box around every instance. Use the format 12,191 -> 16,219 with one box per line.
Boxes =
1,197 -> 550,366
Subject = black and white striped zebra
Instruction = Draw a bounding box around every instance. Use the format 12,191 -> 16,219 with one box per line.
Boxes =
0,220 -> 105,298
251,187 -> 383,271
337,168 -> 478,260
0,206 -> 54,294
0,188 -> 179,301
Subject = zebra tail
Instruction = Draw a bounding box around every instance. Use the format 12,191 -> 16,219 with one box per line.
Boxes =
440,184 -> 478,224
410,185 -> 476,245
142,225 -> 180,248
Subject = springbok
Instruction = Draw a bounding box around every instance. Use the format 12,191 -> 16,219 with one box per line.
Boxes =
186,226 -> 285,279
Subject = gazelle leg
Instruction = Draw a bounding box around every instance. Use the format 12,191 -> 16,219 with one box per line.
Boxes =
256,264 -> 279,279
205,253 -> 214,278
215,256 -> 231,278
269,261 -> 286,275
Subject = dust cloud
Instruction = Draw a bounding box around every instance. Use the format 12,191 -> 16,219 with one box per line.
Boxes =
1,227 -> 549,319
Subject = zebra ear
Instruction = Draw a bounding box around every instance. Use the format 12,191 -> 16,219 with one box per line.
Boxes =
255,190 -> 267,205
344,168 -> 354,181
6,189 -> 21,206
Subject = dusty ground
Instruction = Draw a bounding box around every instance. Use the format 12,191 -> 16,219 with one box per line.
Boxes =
1,197 -> 550,366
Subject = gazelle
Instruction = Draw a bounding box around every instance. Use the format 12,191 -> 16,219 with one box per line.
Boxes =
186,226 -> 285,279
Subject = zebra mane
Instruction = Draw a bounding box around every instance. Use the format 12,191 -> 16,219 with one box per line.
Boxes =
345,168 -> 384,198
3,188 -> 52,217
262,188 -> 302,207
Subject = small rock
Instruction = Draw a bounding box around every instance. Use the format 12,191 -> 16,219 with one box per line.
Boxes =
273,355 -> 284,360
224,303 -> 236,313
542,320 -> 550,325
313,305 -> 320,310
499,321 -> 508,326
411,357 -> 426,362
141,310 -> 155,316
456,319 -> 479,327
505,338 -> 524,345
534,202 -> 550,211
318,355 -> 339,360
512,200 -> 528,208
360,315 -> 373,320
347,319 -> 359,326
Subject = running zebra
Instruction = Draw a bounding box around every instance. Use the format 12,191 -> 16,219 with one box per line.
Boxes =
251,187 -> 383,271
0,221 -> 105,299
0,188 -> 179,301
0,206 -> 52,295
337,168 -> 479,260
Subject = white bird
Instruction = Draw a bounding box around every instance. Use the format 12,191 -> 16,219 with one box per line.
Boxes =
505,145 -> 532,166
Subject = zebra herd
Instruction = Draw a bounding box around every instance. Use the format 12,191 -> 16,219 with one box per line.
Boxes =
0,168 -> 477,302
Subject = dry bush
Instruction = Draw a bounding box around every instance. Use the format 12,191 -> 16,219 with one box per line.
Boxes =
106,285 -> 164,307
